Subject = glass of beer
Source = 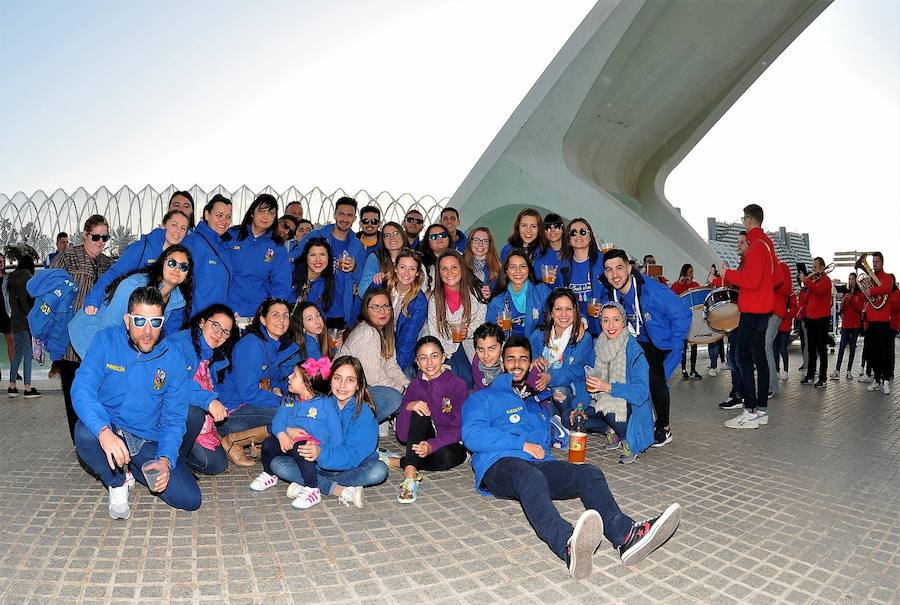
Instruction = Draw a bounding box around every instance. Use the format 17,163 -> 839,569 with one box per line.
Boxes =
588,297 -> 601,318
450,322 -> 464,343
541,264 -> 557,285
498,311 -> 512,331
327,328 -> 340,351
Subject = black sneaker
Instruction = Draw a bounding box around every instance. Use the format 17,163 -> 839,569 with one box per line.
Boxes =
681,371 -> 689,380
651,429 -> 672,448
23,388 -> 42,399
800,377 -> 815,385
688,371 -> 703,380
718,396 -> 743,410
618,503 -> 683,566
7,387 -> 18,398
567,509 -> 603,580
767,391 -> 776,399
814,380 -> 827,388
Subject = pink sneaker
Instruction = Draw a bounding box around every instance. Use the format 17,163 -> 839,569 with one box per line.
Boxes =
291,487 -> 321,509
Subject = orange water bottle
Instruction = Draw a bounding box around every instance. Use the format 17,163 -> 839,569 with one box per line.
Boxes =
568,403 -> 587,464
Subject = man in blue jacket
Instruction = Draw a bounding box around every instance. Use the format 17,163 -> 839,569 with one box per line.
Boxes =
461,336 -> 682,580
72,287 -> 201,519
599,249 -> 691,448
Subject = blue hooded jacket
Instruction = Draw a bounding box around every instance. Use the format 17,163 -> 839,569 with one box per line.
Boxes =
68,273 -> 187,359
315,395 -> 379,472
461,373 -> 555,496
394,291 -> 428,371
71,326 -> 190,469
574,336 -> 655,454
83,227 -> 166,309
217,326 -> 299,411
275,334 -> 325,383
528,328 -> 596,390
225,226 -> 293,317
271,394 -> 343,448
598,272 -> 692,379
183,221 -> 233,316
303,224 -> 365,323
559,255 -> 606,336
167,328 -> 230,411
486,282 -> 551,337
27,269 -> 79,360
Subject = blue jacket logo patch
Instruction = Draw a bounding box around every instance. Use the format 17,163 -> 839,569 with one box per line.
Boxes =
264,248 -> 274,263
153,369 -> 167,390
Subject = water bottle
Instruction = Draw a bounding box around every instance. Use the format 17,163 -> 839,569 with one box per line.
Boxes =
568,403 -> 587,464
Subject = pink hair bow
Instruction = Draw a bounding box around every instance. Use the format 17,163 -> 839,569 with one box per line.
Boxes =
302,357 -> 332,380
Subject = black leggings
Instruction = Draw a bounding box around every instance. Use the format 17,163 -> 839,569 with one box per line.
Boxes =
681,341 -> 697,373
261,436 -> 317,487
804,317 -> 829,382
400,413 -> 467,472
638,340 -> 671,431
58,359 -> 81,445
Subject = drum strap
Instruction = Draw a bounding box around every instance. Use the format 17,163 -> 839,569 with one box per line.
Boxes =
613,276 -> 643,338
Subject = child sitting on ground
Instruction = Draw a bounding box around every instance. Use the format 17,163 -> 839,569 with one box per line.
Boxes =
251,357 -> 339,509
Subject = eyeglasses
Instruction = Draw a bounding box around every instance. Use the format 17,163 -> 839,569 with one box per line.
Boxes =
383,230 -> 402,239
208,319 -> 231,338
128,314 -> 165,329
404,216 -> 424,225
360,218 -> 380,226
256,207 -> 277,215
545,223 -> 563,231
368,303 -> 391,313
428,232 -> 449,240
165,258 -> 191,272
569,228 -> 590,237
471,237 -> 490,246
89,233 -> 111,242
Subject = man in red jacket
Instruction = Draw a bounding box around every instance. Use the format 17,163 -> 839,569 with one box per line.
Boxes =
862,253 -> 895,394
800,257 -> 834,387
721,204 -> 778,429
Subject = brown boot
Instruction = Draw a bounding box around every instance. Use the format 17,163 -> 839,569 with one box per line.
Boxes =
221,426 -> 268,467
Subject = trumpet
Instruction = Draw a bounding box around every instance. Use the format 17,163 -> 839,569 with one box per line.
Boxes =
807,263 -> 836,282
855,253 -> 888,310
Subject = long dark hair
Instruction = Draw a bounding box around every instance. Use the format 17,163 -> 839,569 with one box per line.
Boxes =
235,193 -> 283,244
421,223 -> 452,271
330,355 -> 376,418
344,287 -> 396,358
291,237 -> 335,312
106,244 -> 194,331
190,303 -> 239,383
507,208 -> 548,261
247,298 -> 296,348
374,222 -> 409,275
559,217 -> 600,286
489,248 -> 538,300
541,288 -> 581,349
291,301 -> 330,360
678,263 -> 693,280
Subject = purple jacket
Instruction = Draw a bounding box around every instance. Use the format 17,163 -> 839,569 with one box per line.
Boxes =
396,369 -> 467,454
471,355 -> 539,392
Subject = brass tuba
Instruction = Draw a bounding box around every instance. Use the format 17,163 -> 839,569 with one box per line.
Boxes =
855,253 -> 888,310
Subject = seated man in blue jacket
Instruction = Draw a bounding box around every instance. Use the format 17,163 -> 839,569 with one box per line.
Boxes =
72,287 -> 201,519
461,335 -> 681,580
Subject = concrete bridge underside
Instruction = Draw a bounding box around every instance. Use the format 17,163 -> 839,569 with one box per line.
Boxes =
452,0 -> 832,271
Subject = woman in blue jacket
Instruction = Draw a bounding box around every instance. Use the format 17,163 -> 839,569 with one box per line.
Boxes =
277,301 -> 330,381
462,226 -> 502,300
183,194 -> 233,316
69,245 -> 194,358
385,249 -> 427,377
291,238 -> 351,324
83,210 -> 190,313
559,217 -> 605,337
226,194 -> 293,318
530,288 -> 595,423
216,298 -> 299,466
499,208 -> 548,263
359,222 -> 409,294
169,303 -> 240,475
577,301 -> 655,464
267,355 -> 387,508
532,212 -> 567,288
486,249 -> 550,338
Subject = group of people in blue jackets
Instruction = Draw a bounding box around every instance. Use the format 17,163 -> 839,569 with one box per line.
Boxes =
40,191 -> 688,579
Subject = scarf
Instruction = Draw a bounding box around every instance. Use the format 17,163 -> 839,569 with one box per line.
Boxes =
589,331 -> 629,421
478,360 -> 503,386
472,258 -> 488,283
445,285 -> 462,314
508,281 -> 529,313
192,360 -> 222,451
545,324 -> 573,369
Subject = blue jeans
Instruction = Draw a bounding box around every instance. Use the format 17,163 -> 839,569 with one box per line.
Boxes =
73,421 -> 201,511
582,408 -> 628,438
736,313 -> 770,411
708,341 -> 721,369
727,328 -> 743,399
449,346 -> 473,389
765,314 -> 781,393
836,328 -> 860,373
181,405 -> 227,475
481,458 -> 634,562
218,405 -> 278,436
10,331 -> 32,384
773,332 -> 790,373
369,385 -> 403,423
269,452 -> 388,496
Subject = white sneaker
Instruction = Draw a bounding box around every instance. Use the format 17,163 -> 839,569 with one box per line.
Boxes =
125,469 -> 135,491
286,482 -> 310,499
756,410 -> 769,425
291,487 -> 322,509
829,370 -> 839,380
725,410 -> 759,429
708,368 -> 717,377
884,381 -> 892,395
780,370 -> 788,381
378,422 -> 389,438
867,382 -> 882,392
338,485 -> 364,508
108,485 -> 131,520
859,375 -> 873,383
249,471 -> 278,492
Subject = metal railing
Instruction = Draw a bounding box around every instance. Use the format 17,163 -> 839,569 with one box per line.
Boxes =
0,186 -> 450,259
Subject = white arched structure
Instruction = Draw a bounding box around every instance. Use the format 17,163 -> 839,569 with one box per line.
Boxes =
451,0 -> 832,271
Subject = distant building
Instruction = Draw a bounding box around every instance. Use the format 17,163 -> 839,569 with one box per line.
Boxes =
707,218 -> 813,287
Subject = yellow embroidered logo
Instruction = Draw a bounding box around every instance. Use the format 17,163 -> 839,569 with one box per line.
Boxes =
153,369 -> 166,390
40,302 -> 51,315
105,363 -> 125,372
307,407 -> 318,419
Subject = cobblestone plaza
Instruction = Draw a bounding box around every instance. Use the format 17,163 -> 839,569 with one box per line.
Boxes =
1,348 -> 898,604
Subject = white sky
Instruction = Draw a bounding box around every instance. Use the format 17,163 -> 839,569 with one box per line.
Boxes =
1,0 -> 897,278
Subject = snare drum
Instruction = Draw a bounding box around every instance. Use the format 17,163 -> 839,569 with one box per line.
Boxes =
703,287 -> 740,333
680,288 -> 724,344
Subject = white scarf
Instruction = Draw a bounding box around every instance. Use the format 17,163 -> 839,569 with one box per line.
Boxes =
545,324 -> 573,368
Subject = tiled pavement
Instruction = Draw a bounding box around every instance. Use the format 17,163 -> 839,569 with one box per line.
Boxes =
2,346 -> 899,604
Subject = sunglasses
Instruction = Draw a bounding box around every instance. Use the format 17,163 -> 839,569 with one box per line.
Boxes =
89,233 -> 110,242
360,218 -> 380,226
545,223 -> 563,231
428,232 -> 449,240
128,314 -> 165,329
404,216 -> 424,225
569,228 -> 590,237
165,258 -> 191,272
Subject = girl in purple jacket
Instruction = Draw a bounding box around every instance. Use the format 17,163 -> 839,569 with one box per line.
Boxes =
384,336 -> 468,503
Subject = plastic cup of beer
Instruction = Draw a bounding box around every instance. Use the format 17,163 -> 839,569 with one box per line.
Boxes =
541,264 -> 557,285
589,298 -> 601,318
450,322 -> 464,343
328,328 -> 340,350
499,311 -> 512,331
141,459 -> 164,493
